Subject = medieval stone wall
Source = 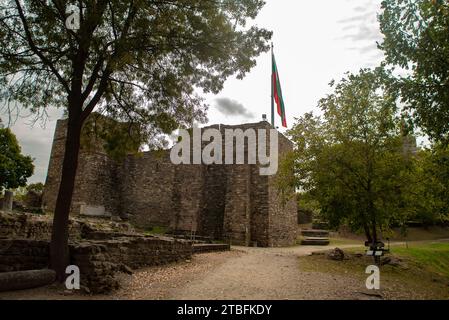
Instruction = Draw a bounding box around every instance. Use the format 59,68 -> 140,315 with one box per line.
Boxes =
43,119 -> 120,217
43,118 -> 297,247
222,164 -> 252,245
197,165 -> 226,239
249,165 -> 270,247
119,152 -> 176,227
267,132 -> 298,247
171,164 -> 204,233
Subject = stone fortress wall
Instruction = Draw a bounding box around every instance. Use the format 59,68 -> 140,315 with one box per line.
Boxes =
43,117 -> 297,247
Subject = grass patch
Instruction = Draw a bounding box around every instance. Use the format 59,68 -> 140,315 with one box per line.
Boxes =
391,242 -> 449,278
298,242 -> 449,299
145,226 -> 168,236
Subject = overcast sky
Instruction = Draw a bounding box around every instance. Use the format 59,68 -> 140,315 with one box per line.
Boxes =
1,0 -> 384,184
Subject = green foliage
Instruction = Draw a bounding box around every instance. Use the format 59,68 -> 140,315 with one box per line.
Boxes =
288,68 -> 414,242
0,0 -> 272,140
13,185 -> 28,201
411,144 -> 449,224
379,0 -> 449,143
26,182 -> 44,193
298,193 -> 321,217
13,182 -> 44,203
81,114 -> 144,161
0,127 -> 34,191
145,226 -> 168,236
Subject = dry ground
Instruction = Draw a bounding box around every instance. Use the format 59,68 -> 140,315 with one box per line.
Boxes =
1,242 -> 448,300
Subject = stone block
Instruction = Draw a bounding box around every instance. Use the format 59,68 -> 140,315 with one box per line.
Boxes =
80,205 -> 110,217
0,269 -> 56,292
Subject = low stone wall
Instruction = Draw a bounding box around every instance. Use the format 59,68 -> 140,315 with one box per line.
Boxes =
0,239 -> 118,293
94,236 -> 192,269
0,211 -> 83,240
0,211 -> 194,293
70,242 -> 119,293
0,239 -> 49,273
0,236 -> 192,294
70,236 -> 192,293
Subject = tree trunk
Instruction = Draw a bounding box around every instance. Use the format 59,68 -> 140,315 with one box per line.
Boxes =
372,218 -> 378,244
363,223 -> 372,243
50,109 -> 82,281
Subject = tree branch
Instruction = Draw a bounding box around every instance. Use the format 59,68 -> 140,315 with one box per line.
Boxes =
13,0 -> 70,93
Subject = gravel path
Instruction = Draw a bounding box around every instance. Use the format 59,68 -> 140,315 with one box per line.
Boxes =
0,244 -> 419,300
116,245 -> 373,300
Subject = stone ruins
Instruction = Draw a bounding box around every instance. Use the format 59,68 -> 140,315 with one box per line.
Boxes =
43,117 -> 297,247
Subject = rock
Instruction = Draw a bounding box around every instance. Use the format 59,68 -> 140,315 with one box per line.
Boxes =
0,269 -> 56,292
327,248 -> 345,261
111,216 -> 122,222
381,256 -> 406,268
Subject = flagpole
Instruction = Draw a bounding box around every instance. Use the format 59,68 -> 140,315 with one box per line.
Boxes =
271,42 -> 275,127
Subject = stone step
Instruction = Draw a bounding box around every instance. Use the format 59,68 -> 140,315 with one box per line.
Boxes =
168,233 -> 214,243
193,243 -> 231,254
301,229 -> 330,238
312,221 -> 329,230
301,237 -> 330,246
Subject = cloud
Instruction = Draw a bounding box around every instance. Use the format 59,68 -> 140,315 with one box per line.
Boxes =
215,98 -> 255,119
341,24 -> 382,42
337,11 -> 375,25
336,0 -> 384,65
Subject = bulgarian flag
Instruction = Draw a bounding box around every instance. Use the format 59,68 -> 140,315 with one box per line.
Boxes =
272,53 -> 287,128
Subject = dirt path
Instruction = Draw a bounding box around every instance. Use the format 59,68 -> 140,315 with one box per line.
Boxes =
113,245 -> 373,300
168,246 -> 370,300
0,244 -> 421,300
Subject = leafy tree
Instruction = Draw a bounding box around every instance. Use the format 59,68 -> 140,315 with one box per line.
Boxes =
288,68 -> 415,244
411,144 -> 449,224
379,0 -> 449,143
27,182 -> 44,193
0,126 -> 34,191
0,0 -> 271,279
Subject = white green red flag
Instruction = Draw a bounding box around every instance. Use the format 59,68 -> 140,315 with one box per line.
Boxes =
272,53 -> 287,128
